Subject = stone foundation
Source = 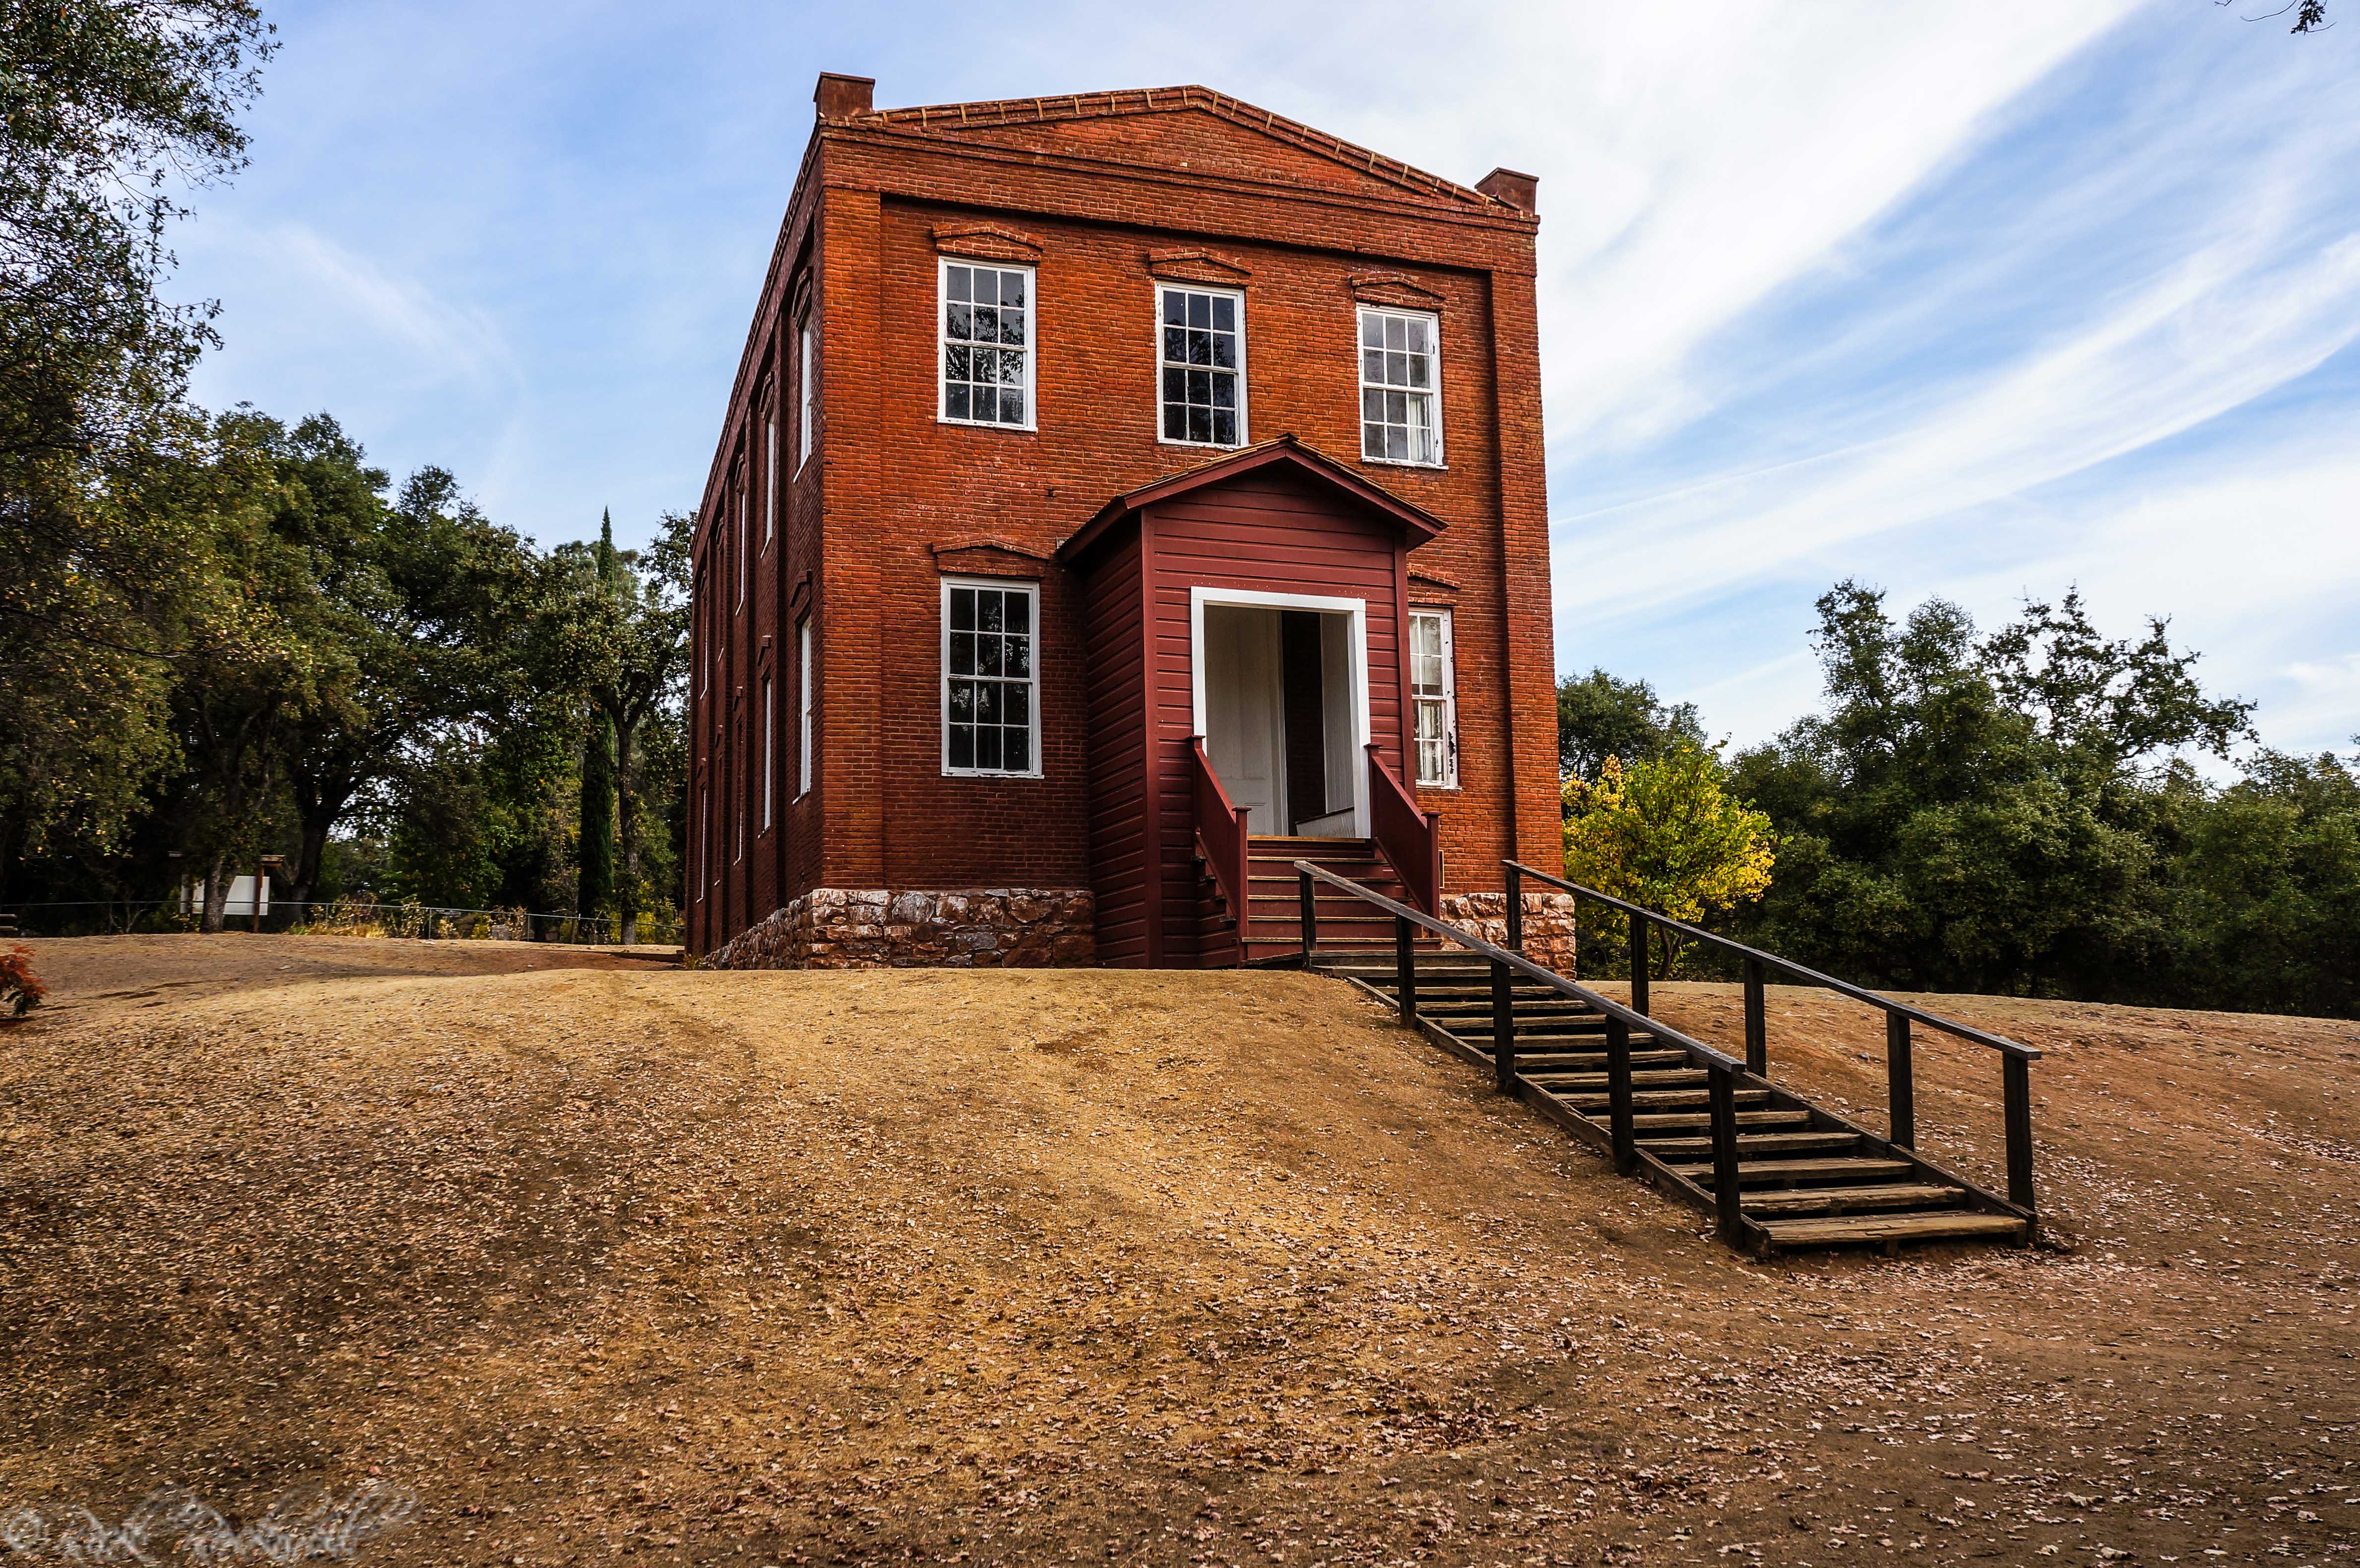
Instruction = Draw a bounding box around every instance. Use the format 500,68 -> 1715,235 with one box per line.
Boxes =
1441,890 -> 1578,973
707,887 -> 1095,970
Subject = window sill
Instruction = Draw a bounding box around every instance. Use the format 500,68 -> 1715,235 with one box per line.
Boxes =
1157,435 -> 1247,452
937,415 -> 1038,434
1365,457 -> 1448,472
942,768 -> 1045,782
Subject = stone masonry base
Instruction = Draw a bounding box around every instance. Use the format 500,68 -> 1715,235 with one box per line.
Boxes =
706,887 -> 1095,970
1440,891 -> 1578,974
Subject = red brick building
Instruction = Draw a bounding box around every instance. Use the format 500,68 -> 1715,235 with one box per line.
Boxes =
688,73 -> 1563,968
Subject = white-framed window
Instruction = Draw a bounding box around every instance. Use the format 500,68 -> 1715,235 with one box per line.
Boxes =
1156,284 -> 1245,447
1409,608 -> 1458,788
1358,307 -> 1442,466
734,471 -> 747,610
796,315 -> 816,471
764,407 -> 777,546
939,259 -> 1034,428
698,781 -> 709,888
795,615 -> 813,799
941,578 -> 1039,778
761,672 -> 774,831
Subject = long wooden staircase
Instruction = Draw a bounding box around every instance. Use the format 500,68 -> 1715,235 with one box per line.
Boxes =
1296,864 -> 2044,1258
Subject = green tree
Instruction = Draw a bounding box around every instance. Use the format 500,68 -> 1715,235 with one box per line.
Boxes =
1561,744 -> 1777,978
1557,667 -> 1706,783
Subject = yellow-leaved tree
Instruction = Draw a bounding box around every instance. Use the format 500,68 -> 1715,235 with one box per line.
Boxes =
1561,743 -> 1777,978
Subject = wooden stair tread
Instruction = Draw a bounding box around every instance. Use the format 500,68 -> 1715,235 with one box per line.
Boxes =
1741,1183 -> 1964,1215
1636,1130 -> 1860,1157
1666,1156 -> 1915,1185
1755,1212 -> 2028,1247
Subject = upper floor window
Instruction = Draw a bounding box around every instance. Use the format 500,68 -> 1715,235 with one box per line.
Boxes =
940,261 -> 1032,428
1358,307 -> 1441,466
942,579 -> 1038,778
796,615 -> 814,799
796,301 -> 816,470
764,398 -> 777,546
1157,285 -> 1244,448
1409,608 -> 1458,787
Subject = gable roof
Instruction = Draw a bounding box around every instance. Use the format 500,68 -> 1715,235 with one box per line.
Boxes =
839,85 -> 1524,217
1056,435 -> 1448,565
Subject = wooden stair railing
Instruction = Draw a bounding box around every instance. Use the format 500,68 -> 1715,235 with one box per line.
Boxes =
1365,743 -> 1441,916
1505,860 -> 2043,1220
1189,736 -> 1251,931
1297,859 -> 2039,1257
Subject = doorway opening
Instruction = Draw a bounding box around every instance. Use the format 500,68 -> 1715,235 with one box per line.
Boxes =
1195,593 -> 1367,838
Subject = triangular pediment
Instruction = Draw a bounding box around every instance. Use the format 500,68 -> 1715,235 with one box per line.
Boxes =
864,88 -> 1509,213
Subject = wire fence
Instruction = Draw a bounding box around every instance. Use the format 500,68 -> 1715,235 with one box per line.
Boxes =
0,897 -> 683,946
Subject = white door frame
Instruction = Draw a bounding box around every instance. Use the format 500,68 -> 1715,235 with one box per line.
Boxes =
1189,585 -> 1371,839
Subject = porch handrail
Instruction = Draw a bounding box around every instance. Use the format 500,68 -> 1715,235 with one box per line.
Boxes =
1365,742 -> 1441,915
1504,857 -> 2039,1213
1189,736 -> 1251,929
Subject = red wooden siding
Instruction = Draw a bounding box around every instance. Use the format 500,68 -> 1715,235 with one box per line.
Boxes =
1079,528 -> 1152,966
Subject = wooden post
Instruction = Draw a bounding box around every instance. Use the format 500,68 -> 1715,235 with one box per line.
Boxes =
1297,868 -> 1318,965
2004,1053 -> 2036,1213
1628,915 -> 1650,1017
1743,957 -> 1767,1077
1394,915 -> 1417,1028
1505,863 -> 1524,955
1490,958 -> 1516,1093
1886,1013 -> 1915,1149
1605,1014 -> 1635,1174
1709,1061 -> 1745,1243
250,857 -> 264,933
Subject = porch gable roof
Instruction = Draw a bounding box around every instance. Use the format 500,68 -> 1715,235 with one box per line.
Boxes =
1055,435 -> 1448,566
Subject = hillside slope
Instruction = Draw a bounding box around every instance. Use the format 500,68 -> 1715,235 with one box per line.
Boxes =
0,936 -> 2353,1565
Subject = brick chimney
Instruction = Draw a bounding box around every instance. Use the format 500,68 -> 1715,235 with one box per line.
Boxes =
814,72 -> 875,121
1476,167 -> 1538,215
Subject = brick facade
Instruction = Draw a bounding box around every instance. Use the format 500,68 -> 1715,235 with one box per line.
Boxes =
688,77 -> 1555,967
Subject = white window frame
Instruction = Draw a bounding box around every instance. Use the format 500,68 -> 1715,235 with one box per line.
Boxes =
940,576 -> 1042,780
795,615 -> 814,799
1408,608 -> 1459,789
937,257 -> 1037,431
1154,283 -> 1248,449
1357,306 -> 1444,468
796,317 -> 816,472
761,671 -> 774,831
764,407 -> 777,546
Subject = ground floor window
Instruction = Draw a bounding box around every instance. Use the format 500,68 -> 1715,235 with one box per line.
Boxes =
1409,608 -> 1457,787
796,615 -> 814,798
942,578 -> 1039,776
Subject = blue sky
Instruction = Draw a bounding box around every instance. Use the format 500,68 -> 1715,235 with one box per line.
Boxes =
173,0 -> 2360,759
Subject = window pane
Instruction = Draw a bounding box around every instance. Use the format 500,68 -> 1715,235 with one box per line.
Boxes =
1004,682 -> 1029,724
1163,292 -> 1185,325
1187,329 -> 1211,367
1188,368 -> 1211,405
1385,314 -> 1407,351
971,387 -> 997,422
1210,331 -> 1236,370
1162,327 -> 1186,365
998,350 -> 1023,385
946,345 -> 970,381
1212,408 -> 1236,445
1408,354 -> 1431,390
1211,295 -> 1234,331
950,630 -> 975,674
1004,594 -> 1029,634
1188,406 -> 1211,443
951,588 -> 976,631
1161,366 -> 1184,403
976,726 -> 1003,771
1004,727 -> 1029,772
1362,388 -> 1384,420
1364,350 -> 1385,384
1164,405 -> 1187,440
979,634 -> 1003,677
978,592 -> 1003,633
1386,424 -> 1406,461
949,679 -> 975,721
1386,351 -> 1408,385
1210,371 -> 1235,410
949,725 -> 974,769
947,302 -> 972,341
1387,391 -> 1409,424
1005,636 -> 1031,679
1188,293 -> 1210,328
998,270 -> 1025,307
1364,422 -> 1385,457
946,382 -> 970,420
1000,309 -> 1025,347
975,683 -> 1001,725
999,388 -> 1024,424
948,266 -> 972,302
971,271 -> 997,306
1407,318 -> 1429,353
1361,314 -> 1384,348
974,304 -> 998,341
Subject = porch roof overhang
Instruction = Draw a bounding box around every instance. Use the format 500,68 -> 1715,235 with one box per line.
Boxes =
1054,434 -> 1448,566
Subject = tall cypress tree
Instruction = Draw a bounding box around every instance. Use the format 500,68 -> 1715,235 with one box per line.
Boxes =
577,511 -> 618,930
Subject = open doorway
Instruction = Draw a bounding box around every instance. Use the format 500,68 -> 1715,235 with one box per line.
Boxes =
1195,592 -> 1367,838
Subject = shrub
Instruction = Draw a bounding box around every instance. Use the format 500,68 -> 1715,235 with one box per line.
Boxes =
0,946 -> 47,1019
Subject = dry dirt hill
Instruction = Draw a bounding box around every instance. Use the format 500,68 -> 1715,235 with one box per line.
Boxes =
0,935 -> 2354,1566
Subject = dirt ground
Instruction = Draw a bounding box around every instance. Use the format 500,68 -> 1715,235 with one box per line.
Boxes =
0,934 -> 2353,1567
